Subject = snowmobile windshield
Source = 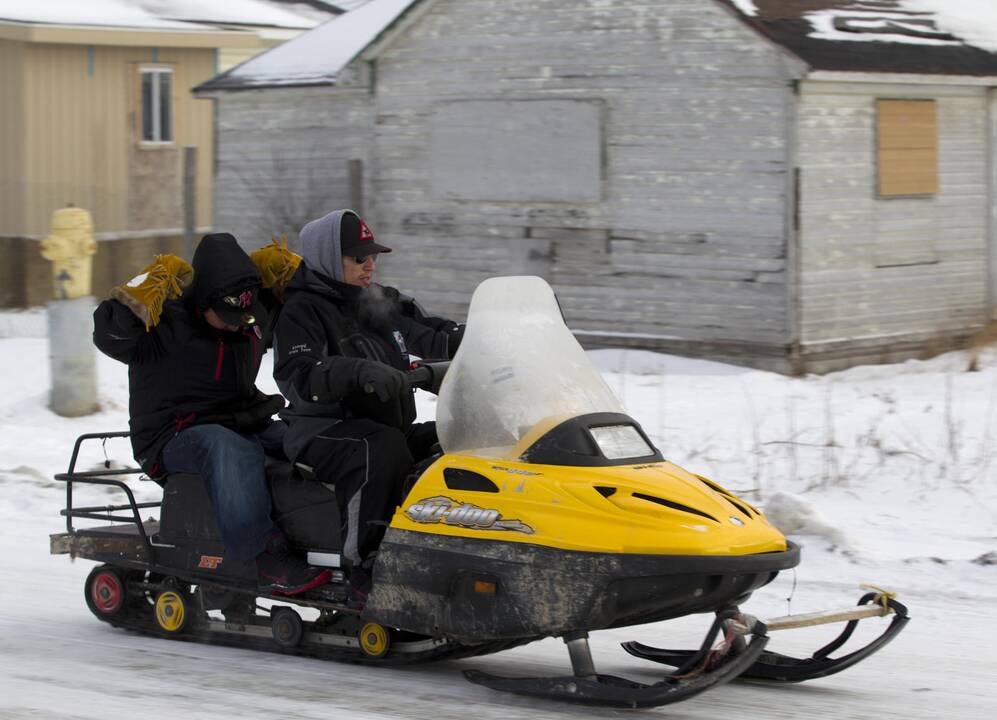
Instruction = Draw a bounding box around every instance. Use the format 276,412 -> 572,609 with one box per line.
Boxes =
436,276 -> 625,459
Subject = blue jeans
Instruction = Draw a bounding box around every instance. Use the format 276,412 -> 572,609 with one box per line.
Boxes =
161,422 -> 285,561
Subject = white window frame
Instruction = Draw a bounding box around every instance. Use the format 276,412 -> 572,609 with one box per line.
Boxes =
139,66 -> 174,146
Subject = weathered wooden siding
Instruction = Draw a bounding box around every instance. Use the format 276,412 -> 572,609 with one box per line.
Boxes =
213,87 -> 372,247
366,0 -> 801,359
7,43 -> 215,237
797,80 -> 991,363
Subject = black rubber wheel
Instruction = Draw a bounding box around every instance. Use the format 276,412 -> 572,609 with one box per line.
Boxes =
85,565 -> 128,619
272,607 -> 303,648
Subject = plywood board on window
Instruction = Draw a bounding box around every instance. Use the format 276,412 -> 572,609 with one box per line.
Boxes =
877,99 -> 938,197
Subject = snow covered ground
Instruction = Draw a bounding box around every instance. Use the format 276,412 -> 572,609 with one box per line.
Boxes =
1,308 -> 995,718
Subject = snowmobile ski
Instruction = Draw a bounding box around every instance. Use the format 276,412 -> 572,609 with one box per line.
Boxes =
465,612 -> 770,709
622,590 -> 910,683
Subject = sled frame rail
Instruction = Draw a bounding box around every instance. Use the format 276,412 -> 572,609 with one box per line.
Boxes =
53,431 -> 158,561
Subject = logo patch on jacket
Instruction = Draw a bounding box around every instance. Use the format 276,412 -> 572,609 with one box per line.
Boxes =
393,330 -> 408,358
223,291 -> 253,309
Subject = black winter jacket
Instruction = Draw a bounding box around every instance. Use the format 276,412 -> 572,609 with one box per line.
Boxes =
273,263 -> 457,461
93,235 -> 283,475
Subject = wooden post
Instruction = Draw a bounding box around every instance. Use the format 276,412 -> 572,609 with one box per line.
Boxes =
349,159 -> 364,214
183,146 -> 197,258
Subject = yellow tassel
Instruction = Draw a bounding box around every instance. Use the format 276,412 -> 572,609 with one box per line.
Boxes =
110,254 -> 194,330
251,235 -> 301,300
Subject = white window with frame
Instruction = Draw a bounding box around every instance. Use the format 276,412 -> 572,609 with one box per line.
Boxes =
140,67 -> 174,145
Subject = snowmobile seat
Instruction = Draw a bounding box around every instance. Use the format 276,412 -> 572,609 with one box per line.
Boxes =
157,472 -> 221,545
155,460 -> 342,560
268,460 -> 342,555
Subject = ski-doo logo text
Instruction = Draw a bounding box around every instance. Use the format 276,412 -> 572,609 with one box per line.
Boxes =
405,496 -> 534,535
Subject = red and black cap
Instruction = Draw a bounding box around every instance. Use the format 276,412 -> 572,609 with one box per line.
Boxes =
209,282 -> 266,328
340,212 -> 392,257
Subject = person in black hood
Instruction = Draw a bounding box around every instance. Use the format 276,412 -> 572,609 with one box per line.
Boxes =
273,210 -> 463,601
93,232 -> 330,596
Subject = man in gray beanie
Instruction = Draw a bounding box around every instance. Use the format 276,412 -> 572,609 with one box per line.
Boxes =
272,209 -> 462,605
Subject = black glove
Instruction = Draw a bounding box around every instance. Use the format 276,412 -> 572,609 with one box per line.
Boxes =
232,394 -> 286,432
356,361 -> 407,402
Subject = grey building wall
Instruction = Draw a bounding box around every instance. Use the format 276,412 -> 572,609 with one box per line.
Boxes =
797,79 -> 993,369
213,86 -> 372,248
367,0 -> 803,367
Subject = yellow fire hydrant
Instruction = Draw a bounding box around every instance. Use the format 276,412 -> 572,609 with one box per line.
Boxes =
40,207 -> 98,300
40,206 -> 98,416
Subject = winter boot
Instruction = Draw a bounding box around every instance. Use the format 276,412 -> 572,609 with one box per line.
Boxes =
256,531 -> 331,596
346,557 -> 375,610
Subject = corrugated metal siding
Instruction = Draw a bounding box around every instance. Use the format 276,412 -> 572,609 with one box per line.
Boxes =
367,0 -> 798,348
797,80 -> 990,346
213,87 -> 372,248
0,40 -> 27,236
16,43 -> 215,236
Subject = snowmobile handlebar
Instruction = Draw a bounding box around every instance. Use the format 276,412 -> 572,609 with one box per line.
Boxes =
359,361 -> 450,399
406,360 -> 450,395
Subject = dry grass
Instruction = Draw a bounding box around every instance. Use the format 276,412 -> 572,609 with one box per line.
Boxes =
967,320 -> 997,371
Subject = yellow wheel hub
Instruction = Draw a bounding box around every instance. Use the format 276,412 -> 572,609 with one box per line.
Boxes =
154,590 -> 187,633
359,622 -> 390,658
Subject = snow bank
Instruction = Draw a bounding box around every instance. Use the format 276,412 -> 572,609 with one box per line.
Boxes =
763,491 -> 851,551
0,308 -> 46,339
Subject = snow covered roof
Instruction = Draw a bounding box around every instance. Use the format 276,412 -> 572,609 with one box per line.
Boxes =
194,0 -> 997,92
0,0 -> 339,33
196,0 -> 415,91
329,0 -> 373,10
260,1 -> 346,25
720,0 -> 997,76
137,1 -> 316,29
0,0 -> 204,31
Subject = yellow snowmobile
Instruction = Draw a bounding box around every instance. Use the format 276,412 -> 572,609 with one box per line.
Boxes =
51,276 -> 907,709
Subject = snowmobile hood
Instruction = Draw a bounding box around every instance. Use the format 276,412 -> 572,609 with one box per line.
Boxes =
394,455 -> 787,556
421,276 -> 785,557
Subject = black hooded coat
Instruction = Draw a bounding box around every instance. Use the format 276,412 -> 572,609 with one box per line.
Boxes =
273,210 -> 458,462
93,233 -> 284,475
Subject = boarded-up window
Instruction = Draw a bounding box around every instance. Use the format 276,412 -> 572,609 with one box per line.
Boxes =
876,99 -> 937,197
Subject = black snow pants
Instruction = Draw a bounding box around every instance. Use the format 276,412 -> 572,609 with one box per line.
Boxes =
300,418 -> 438,567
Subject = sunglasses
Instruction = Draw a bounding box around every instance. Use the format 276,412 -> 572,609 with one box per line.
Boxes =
350,253 -> 379,264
